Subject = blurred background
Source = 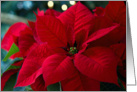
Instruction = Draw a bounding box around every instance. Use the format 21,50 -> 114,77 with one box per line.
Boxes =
1,1 -> 108,74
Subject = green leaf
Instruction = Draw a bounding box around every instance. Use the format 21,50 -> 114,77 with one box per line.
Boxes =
3,43 -> 19,61
1,58 -> 22,74
24,85 -> 33,91
47,82 -> 62,91
3,73 -> 17,91
118,78 -> 126,91
7,65 -> 21,71
13,87 -> 26,91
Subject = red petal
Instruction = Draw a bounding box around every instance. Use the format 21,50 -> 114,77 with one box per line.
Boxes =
42,54 -> 76,87
14,68 -> 42,88
90,16 -> 113,35
61,71 -> 100,91
66,25 -> 75,47
27,20 -> 42,43
93,7 -> 105,16
88,1 -> 126,47
1,69 -> 19,91
45,9 -> 61,16
1,22 -> 27,51
110,43 -> 126,66
18,26 -> 36,57
61,71 -> 84,91
12,60 -> 23,66
75,29 -> 89,50
110,43 -> 126,59
85,23 -> 119,44
31,75 -> 47,91
37,8 -> 44,16
74,47 -> 120,85
58,2 -> 94,33
111,44 -> 126,78
14,43 -> 51,87
88,26 -> 125,47
105,1 -> 126,26
118,66 -> 126,78
10,52 -> 21,59
36,15 -> 67,47
28,20 -> 35,30
80,74 -> 100,91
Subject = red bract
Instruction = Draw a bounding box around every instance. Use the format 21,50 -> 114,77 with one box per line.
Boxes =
1,1 -> 126,91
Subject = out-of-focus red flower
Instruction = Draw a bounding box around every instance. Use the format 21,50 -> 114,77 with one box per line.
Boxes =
1,1 -> 126,91
1,9 -> 60,91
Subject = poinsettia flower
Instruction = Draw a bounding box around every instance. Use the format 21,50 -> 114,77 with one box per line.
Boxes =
12,2 -> 126,91
1,8 -> 59,59
92,1 -> 126,45
1,1 -> 126,91
1,9 -> 61,91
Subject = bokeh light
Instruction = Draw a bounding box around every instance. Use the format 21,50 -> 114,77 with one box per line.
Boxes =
47,1 -> 54,9
61,4 -> 68,11
69,1 -> 76,5
23,1 -> 33,10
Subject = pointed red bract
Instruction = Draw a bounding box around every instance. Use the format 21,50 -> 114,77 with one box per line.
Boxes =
14,43 -> 50,87
61,70 -> 84,91
89,16 -> 113,35
61,70 -> 100,91
45,9 -> 61,16
80,74 -> 100,91
42,54 -> 76,87
36,15 -> 67,47
18,26 -> 36,57
1,22 -> 27,51
31,75 -> 47,91
74,47 -> 120,85
110,43 -> 126,65
12,60 -> 24,66
88,1 -> 126,47
66,25 -> 75,47
110,43 -> 126,59
75,29 -> 89,50
37,8 -> 44,16
105,1 -> 126,26
28,20 -> 35,30
1,69 -> 19,91
85,24 -> 119,44
58,2 -> 94,33
10,52 -> 21,59
110,43 -> 126,78
27,20 -> 42,43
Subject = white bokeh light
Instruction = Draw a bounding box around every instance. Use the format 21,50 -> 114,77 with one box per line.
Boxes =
69,1 -> 76,5
47,1 -> 54,9
61,4 -> 68,11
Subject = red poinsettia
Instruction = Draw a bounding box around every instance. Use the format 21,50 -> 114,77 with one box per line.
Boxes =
1,8 -> 61,91
1,1 -> 126,91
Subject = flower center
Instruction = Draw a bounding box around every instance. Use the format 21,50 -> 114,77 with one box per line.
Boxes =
69,47 -> 77,54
